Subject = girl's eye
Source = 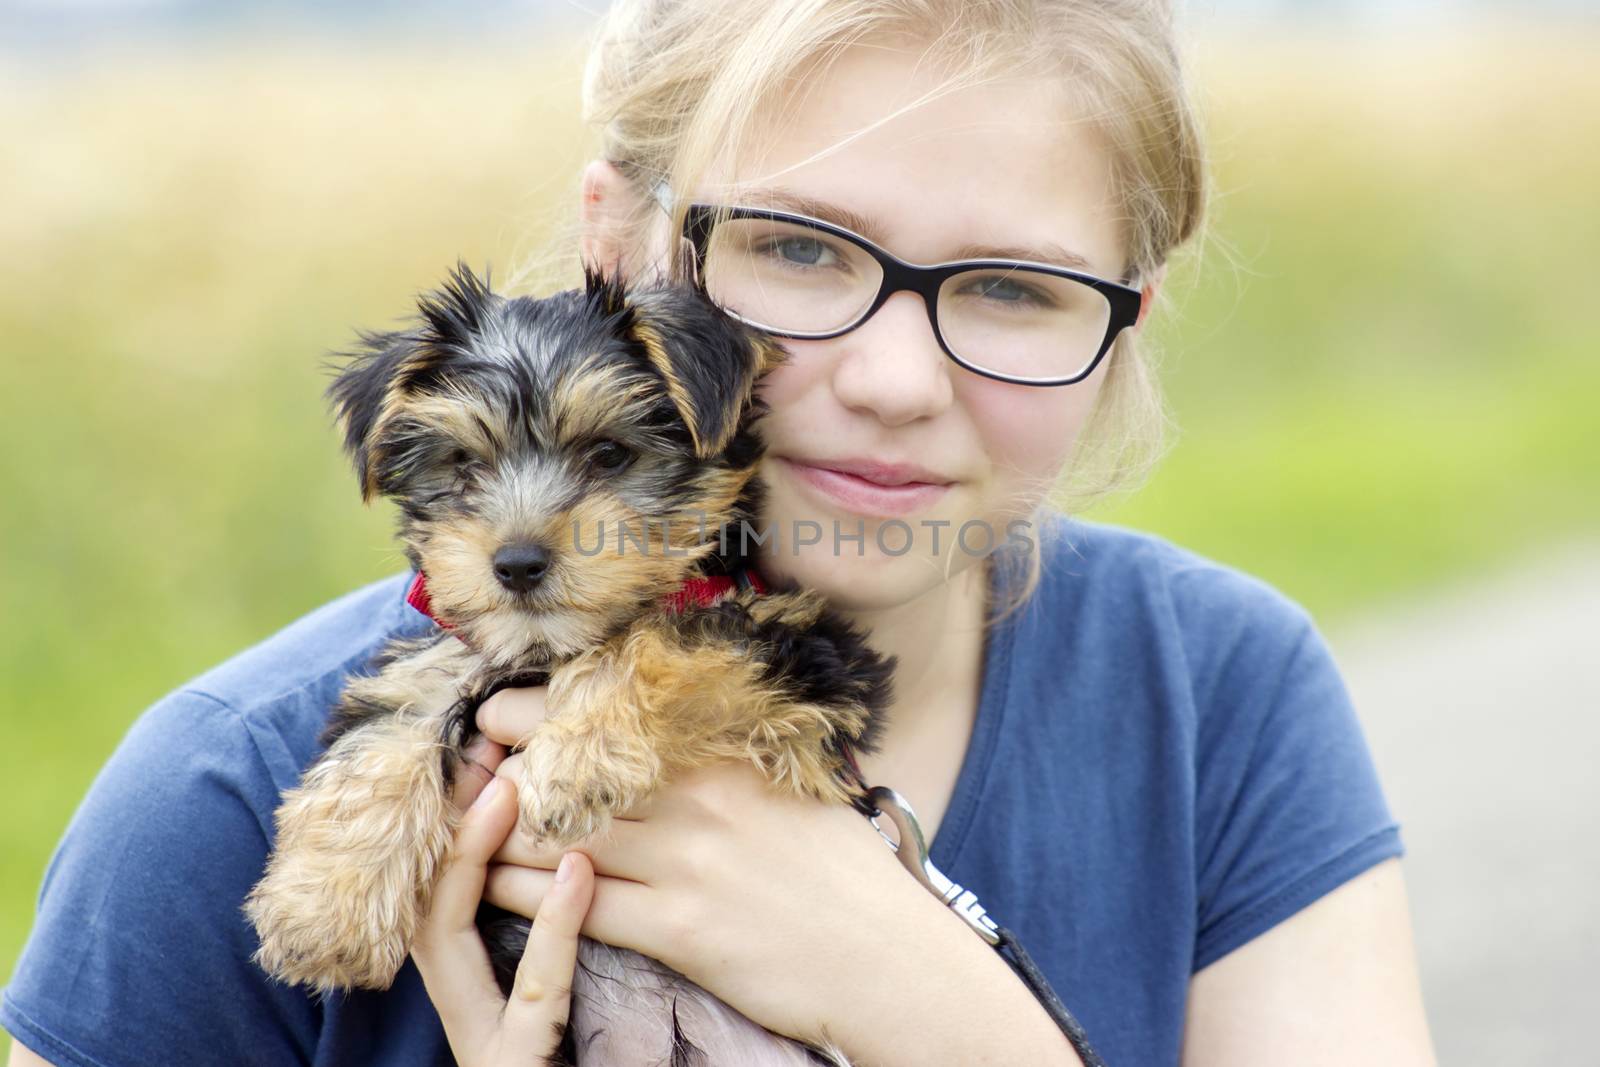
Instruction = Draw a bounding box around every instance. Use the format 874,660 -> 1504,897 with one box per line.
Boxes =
960,274 -> 1054,307
757,235 -> 839,269
587,440 -> 635,475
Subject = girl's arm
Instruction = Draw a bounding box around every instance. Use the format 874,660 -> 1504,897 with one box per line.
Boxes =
8,1039 -> 54,1067
1182,856 -> 1436,1066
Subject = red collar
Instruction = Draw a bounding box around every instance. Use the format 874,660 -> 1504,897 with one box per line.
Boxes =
656,569 -> 767,612
404,568 -> 765,633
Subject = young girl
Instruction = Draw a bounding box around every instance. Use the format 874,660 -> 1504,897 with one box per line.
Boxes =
2,2 -> 1436,1066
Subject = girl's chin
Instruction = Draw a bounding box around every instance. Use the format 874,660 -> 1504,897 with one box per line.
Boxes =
755,539 -> 984,613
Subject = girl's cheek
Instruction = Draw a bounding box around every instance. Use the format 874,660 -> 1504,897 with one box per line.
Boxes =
754,341 -> 820,408
752,346 -> 840,446
961,374 -> 1105,488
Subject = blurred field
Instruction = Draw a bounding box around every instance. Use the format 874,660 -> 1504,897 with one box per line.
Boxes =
2,20 -> 1597,979
1097,24 -> 1600,613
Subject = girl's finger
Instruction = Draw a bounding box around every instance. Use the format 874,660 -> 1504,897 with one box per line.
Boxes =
489,811 -> 657,883
483,858 -> 655,954
475,685 -> 551,747
500,851 -> 596,1052
451,734 -> 508,811
412,777 -> 519,1050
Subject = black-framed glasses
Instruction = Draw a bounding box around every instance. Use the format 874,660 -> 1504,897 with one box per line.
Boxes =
667,198 -> 1143,387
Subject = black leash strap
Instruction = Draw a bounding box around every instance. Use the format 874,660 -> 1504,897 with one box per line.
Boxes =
836,745 -> 1109,1066
991,923 -> 1108,1067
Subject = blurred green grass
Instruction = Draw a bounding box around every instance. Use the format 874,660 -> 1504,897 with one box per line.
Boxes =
2,25 -> 1596,978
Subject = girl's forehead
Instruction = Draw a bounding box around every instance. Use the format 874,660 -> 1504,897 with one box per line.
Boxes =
702,45 -> 1126,278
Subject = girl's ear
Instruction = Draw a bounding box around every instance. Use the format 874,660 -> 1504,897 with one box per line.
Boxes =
1134,262 -> 1167,333
579,159 -> 646,283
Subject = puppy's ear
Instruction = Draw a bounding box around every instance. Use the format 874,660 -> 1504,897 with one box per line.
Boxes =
324,328 -> 422,502
417,259 -> 497,353
587,267 -> 785,458
325,261 -> 498,501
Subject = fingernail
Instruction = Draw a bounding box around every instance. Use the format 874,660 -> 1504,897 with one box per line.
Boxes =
471,777 -> 503,811
555,852 -> 575,884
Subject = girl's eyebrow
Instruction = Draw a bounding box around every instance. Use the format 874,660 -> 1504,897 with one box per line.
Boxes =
746,185 -> 1097,274
948,241 -> 1096,274
748,186 -> 888,243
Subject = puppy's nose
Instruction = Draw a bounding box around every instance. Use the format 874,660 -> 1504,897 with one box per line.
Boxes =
493,543 -> 551,594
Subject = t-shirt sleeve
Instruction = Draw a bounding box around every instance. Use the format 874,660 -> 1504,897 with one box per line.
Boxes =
1,688 -> 318,1067
1191,605 -> 1405,974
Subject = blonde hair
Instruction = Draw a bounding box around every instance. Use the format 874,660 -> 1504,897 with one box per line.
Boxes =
523,0 -> 1209,615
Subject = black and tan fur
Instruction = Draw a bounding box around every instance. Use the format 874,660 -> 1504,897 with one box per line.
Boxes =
242,264 -> 893,1065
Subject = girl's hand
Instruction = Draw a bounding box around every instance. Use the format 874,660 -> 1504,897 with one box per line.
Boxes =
472,686 -> 994,1055
410,733 -> 597,1066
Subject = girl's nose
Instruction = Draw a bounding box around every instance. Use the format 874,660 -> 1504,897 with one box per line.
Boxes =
828,290 -> 954,427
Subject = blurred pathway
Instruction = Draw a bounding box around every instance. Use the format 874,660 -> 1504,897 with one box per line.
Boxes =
1326,540 -> 1600,1066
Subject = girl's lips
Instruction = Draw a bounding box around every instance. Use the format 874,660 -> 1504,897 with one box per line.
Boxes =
776,456 -> 954,518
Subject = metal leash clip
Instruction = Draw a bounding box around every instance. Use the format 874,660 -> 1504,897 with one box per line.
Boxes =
852,774 -> 1113,1066
865,785 -> 1001,946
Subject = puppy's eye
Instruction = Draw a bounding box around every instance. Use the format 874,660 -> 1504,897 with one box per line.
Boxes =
443,447 -> 482,486
444,444 -> 489,471
587,440 -> 634,475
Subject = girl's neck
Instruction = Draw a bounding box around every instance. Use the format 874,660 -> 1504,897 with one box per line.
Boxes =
842,560 -> 990,734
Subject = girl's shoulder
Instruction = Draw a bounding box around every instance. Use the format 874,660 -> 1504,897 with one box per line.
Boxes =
175,569 -> 430,790
187,567 -> 426,713
2,569 -> 449,1067
1022,510 -> 1321,679
954,513 -> 1402,1035
1034,510 -> 1312,616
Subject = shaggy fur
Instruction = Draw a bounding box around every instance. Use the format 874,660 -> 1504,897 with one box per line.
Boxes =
242,263 -> 894,1066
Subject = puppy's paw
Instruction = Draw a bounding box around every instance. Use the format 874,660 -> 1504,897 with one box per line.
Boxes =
245,850 -> 414,994
515,725 -> 661,846
243,715 -> 457,994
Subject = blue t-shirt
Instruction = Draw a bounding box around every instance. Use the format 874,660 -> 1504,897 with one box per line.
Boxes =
2,514 -> 1404,1067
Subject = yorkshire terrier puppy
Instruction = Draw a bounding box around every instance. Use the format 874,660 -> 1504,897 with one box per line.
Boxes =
243,264 -> 893,1065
